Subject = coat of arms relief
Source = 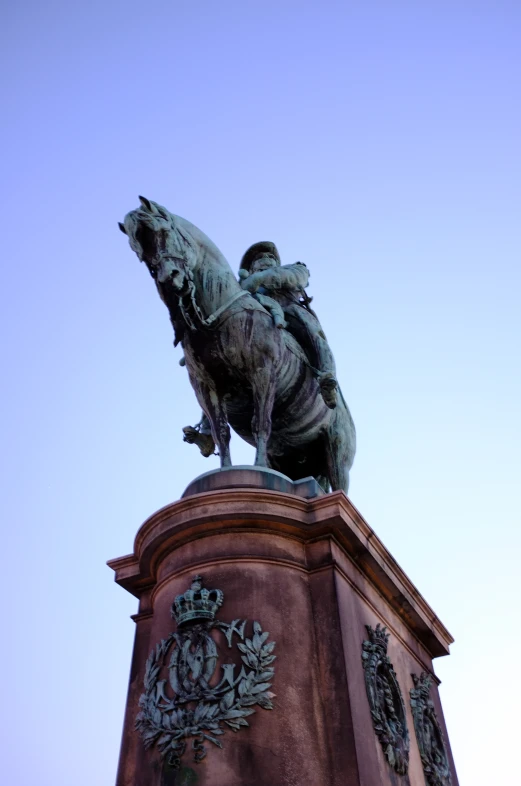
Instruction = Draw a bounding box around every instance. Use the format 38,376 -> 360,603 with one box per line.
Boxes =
135,576 -> 276,770
410,672 -> 452,786
361,624 -> 410,775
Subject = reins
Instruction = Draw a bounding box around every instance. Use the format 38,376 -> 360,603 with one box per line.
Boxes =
178,267 -> 249,331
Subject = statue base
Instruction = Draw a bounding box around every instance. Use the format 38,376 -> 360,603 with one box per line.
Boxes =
108,468 -> 459,785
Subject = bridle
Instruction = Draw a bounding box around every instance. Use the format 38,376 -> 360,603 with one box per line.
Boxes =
159,256 -> 249,331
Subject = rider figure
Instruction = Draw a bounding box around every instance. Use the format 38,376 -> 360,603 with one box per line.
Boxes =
183,240 -> 338,455
238,241 -> 338,409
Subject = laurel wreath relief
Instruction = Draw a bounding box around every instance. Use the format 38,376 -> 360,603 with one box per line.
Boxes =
135,620 -> 276,769
410,672 -> 452,786
361,625 -> 409,775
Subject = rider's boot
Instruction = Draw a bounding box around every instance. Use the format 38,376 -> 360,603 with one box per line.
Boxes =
318,372 -> 338,409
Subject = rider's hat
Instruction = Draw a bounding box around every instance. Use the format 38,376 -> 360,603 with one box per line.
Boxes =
240,241 -> 280,272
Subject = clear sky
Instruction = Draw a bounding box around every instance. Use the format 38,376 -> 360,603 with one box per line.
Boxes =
2,1 -> 520,784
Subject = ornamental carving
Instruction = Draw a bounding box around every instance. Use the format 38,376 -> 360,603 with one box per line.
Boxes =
135,575 -> 276,770
410,672 -> 452,786
361,624 -> 409,775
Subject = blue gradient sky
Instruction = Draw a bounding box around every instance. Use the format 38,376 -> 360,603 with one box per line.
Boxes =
2,2 -> 520,783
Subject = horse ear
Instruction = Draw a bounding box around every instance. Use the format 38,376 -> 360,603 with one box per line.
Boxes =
118,222 -> 127,235
138,195 -> 153,211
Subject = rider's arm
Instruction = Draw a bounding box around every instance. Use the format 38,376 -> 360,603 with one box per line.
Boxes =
240,263 -> 310,293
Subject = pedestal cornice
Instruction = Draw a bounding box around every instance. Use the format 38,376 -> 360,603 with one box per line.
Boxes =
108,487 -> 453,659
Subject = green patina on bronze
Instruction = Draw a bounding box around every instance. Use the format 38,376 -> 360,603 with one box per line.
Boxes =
119,198 -> 356,492
361,624 -> 410,775
136,576 -> 276,771
410,672 -> 452,786
161,761 -> 197,786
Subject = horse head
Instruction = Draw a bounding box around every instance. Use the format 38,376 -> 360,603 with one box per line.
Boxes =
119,196 -> 198,293
120,198 -> 243,327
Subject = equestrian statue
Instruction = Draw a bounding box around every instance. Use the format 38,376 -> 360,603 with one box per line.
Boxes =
119,197 -> 356,492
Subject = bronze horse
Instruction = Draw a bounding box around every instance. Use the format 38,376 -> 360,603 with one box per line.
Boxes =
120,198 -> 356,492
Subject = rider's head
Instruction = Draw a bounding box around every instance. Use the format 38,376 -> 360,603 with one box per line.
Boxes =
240,242 -> 281,276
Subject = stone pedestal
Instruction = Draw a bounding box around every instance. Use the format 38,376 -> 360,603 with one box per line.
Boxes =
109,469 -> 459,786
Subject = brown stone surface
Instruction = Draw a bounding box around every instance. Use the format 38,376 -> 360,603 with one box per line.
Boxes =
109,475 -> 458,786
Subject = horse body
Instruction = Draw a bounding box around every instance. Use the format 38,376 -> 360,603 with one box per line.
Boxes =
121,199 -> 356,492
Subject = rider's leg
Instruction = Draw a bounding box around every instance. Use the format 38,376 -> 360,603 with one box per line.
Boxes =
254,294 -> 287,329
285,305 -> 338,408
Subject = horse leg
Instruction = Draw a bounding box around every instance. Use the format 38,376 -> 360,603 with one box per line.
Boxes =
325,409 -> 354,494
251,367 -> 276,467
326,452 -> 350,494
316,475 -> 330,493
197,386 -> 232,467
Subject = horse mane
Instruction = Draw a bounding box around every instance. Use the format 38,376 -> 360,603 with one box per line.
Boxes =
170,213 -> 242,316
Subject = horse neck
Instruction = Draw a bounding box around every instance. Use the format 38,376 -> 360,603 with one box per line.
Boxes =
192,247 -> 241,318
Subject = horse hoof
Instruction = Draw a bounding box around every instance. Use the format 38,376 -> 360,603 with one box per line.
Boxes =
182,426 -> 198,443
183,427 -> 216,457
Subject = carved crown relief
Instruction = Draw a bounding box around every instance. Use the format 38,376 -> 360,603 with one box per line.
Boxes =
410,672 -> 452,786
135,576 -> 276,771
361,624 -> 410,775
